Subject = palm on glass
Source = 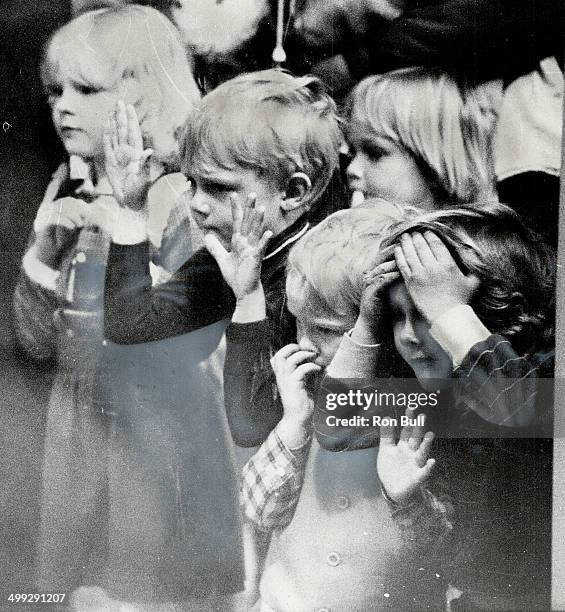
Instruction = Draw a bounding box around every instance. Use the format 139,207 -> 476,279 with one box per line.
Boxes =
204,193 -> 273,300
377,410 -> 435,505
103,100 -> 153,209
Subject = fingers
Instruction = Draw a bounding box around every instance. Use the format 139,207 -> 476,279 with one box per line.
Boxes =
230,193 -> 244,235
408,410 -> 426,450
241,193 -> 256,234
379,421 -> 396,446
418,457 -> 436,481
272,344 -> 301,362
116,100 -> 128,146
411,232 -> 436,267
203,232 -> 229,265
126,103 -> 143,150
394,245 -> 411,281
294,362 -> 322,379
415,431 -> 435,467
398,233 -> 422,272
286,349 -> 319,368
258,229 -> 273,253
363,259 -> 397,284
423,231 -> 453,263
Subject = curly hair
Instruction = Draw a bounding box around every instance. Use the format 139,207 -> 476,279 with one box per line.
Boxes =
382,202 -> 556,355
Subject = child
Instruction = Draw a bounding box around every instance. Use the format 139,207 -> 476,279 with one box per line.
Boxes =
102,69 -> 345,444
345,67 -> 497,208
236,206 -> 453,611
11,5 -> 229,606
317,204 -> 555,609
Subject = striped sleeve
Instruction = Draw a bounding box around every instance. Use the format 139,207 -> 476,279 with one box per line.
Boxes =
453,334 -> 554,430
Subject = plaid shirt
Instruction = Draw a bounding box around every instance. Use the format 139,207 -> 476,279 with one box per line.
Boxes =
241,425 -> 454,554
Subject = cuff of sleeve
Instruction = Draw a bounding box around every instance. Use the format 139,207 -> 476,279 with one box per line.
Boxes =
273,426 -> 311,459
430,305 -> 491,367
326,331 -> 381,378
226,318 -> 271,343
22,245 -> 60,291
112,208 -> 148,244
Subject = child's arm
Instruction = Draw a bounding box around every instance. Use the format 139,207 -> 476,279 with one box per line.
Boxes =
241,425 -> 310,532
395,231 -> 544,429
377,412 -> 454,553
103,102 -> 235,343
13,164 -> 88,361
241,342 -> 319,530
314,259 -> 403,451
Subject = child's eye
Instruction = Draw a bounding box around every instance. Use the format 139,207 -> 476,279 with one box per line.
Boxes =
46,85 -> 63,100
364,145 -> 384,161
77,84 -> 102,96
202,180 -> 235,195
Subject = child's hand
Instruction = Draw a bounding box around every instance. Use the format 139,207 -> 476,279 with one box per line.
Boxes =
377,410 -> 435,506
104,101 -> 153,210
33,196 -> 90,267
271,344 -> 321,448
352,255 -> 400,344
394,231 -> 480,323
204,193 -> 273,301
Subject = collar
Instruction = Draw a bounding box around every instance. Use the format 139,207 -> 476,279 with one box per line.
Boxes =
263,217 -> 310,262
69,155 -> 165,198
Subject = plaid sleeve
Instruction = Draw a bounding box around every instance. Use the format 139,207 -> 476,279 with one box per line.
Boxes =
453,334 -> 554,430
241,428 -> 310,532
384,487 -> 454,555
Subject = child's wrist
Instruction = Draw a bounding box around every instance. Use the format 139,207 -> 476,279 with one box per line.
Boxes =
380,482 -> 425,508
276,415 -> 312,451
351,318 -> 380,345
232,285 -> 266,323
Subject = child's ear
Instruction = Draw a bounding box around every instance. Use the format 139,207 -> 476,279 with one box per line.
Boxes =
280,172 -> 312,212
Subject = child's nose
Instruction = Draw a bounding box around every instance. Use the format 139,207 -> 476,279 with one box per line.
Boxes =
189,191 -> 211,218
53,88 -> 75,115
298,335 -> 318,354
400,319 -> 420,346
346,154 -> 363,181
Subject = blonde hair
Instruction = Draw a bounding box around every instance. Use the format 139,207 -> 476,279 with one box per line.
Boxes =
181,69 -> 341,208
349,68 -> 497,205
42,5 -> 200,164
286,204 -> 402,321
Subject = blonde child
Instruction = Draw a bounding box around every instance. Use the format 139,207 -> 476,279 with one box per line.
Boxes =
11,5 -> 225,606
345,67 -> 497,208
211,199 -> 450,609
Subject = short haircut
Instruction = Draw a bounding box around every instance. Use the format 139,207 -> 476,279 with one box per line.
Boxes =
286,204 -> 403,322
382,203 -> 556,355
181,69 -> 342,208
42,5 -> 200,164
348,68 -> 497,205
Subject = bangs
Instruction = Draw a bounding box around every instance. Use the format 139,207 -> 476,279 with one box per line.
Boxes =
182,100 -> 296,184
348,75 -> 406,146
42,22 -> 117,91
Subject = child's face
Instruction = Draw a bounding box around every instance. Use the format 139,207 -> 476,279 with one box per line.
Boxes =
388,283 -> 453,389
287,286 -> 350,369
47,70 -> 120,161
346,127 -> 436,208
189,166 -> 285,249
